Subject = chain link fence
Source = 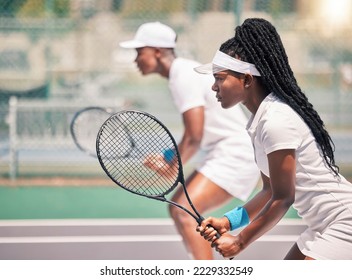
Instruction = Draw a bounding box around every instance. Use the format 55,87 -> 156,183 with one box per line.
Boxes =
1,0 -> 352,180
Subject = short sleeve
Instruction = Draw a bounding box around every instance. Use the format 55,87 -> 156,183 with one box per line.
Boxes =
260,110 -> 302,154
169,60 -> 206,113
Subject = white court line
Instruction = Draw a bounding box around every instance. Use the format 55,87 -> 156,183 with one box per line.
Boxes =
0,235 -> 298,244
0,235 -> 182,243
0,218 -> 304,227
0,219 -> 174,227
0,218 -> 302,245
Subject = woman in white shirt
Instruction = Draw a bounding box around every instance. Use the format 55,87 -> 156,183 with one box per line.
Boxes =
195,18 -> 352,260
120,22 -> 259,259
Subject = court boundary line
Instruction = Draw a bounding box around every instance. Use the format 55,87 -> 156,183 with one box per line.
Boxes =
0,218 -> 303,244
0,218 -> 304,227
0,235 -> 299,244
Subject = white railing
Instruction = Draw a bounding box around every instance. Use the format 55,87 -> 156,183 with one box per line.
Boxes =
8,96 -> 129,180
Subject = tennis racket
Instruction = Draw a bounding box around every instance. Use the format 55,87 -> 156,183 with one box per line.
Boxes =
70,106 -> 112,157
96,110 -> 221,235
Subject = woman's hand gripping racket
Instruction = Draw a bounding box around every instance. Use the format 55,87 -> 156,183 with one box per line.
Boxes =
96,110 -> 221,239
70,107 -> 113,157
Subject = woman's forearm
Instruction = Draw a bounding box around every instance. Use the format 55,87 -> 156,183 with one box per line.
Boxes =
239,197 -> 292,250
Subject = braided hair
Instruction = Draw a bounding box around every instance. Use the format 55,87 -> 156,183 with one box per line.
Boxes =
220,18 -> 339,176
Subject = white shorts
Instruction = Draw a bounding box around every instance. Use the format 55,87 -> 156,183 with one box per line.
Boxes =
297,210 -> 352,260
196,137 -> 260,201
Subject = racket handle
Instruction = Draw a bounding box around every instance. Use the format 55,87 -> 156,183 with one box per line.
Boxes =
198,216 -> 233,260
197,216 -> 221,238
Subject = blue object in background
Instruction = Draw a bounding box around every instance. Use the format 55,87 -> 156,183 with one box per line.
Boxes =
163,148 -> 176,163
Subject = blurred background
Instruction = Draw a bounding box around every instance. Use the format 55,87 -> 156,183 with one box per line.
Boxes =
0,0 -> 351,259
1,0 -> 352,182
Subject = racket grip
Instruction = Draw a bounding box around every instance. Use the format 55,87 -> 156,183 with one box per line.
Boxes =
198,216 -> 233,259
197,216 -> 221,238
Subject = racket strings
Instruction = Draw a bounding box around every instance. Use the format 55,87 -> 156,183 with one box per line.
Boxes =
127,114 -> 178,194
71,107 -> 111,156
98,111 -> 180,197
105,119 -> 134,157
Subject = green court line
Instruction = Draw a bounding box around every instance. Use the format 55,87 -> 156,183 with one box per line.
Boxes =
0,186 -> 300,220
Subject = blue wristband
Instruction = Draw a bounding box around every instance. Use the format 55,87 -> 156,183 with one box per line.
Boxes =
162,148 -> 176,163
224,206 -> 250,231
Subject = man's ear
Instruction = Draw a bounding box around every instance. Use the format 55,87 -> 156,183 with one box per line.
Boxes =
154,48 -> 162,58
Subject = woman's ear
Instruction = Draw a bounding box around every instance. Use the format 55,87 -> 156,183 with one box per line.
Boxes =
244,74 -> 254,88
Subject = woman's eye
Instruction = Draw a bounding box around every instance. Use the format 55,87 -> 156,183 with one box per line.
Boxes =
214,76 -> 223,81
214,73 -> 227,82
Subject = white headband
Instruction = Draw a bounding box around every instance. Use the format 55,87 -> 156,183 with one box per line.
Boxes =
194,50 -> 261,76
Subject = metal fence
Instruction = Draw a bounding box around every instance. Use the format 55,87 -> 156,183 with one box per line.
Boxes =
1,0 -> 352,179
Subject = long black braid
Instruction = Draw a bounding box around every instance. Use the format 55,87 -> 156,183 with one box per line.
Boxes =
220,18 -> 339,176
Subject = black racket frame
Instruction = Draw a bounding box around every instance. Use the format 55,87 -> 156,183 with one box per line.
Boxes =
96,110 -> 204,224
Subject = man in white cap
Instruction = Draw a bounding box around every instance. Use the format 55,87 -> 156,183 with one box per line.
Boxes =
120,22 -> 259,260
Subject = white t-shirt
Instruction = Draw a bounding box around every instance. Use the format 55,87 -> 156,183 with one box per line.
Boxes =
247,93 -> 352,259
169,57 -> 250,150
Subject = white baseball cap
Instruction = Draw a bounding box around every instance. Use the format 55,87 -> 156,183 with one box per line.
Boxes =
119,22 -> 177,49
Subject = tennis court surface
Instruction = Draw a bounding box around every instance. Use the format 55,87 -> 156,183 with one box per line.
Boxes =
0,218 -> 305,260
